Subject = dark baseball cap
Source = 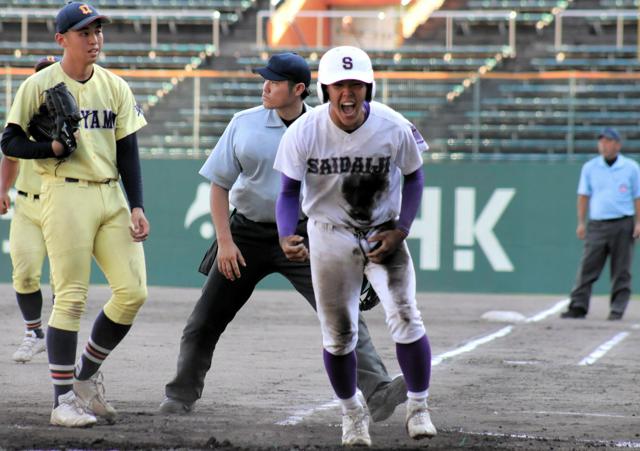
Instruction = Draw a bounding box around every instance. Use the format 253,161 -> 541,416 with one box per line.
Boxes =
598,127 -> 621,142
34,55 -> 60,72
252,53 -> 311,87
56,2 -> 111,34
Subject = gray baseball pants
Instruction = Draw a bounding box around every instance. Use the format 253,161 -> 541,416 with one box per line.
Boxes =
569,216 -> 635,315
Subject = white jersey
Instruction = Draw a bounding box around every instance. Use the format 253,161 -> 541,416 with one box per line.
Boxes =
369,101 -> 429,154
274,102 -> 425,229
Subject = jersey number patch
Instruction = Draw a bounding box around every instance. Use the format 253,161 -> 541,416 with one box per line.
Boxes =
342,57 -> 353,70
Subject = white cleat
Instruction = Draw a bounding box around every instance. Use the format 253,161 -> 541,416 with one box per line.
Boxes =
50,391 -> 97,427
356,390 -> 368,414
406,399 -> 437,440
342,405 -> 372,447
73,371 -> 117,423
12,331 -> 46,363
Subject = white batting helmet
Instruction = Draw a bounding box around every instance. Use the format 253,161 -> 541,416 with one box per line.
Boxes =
316,46 -> 375,103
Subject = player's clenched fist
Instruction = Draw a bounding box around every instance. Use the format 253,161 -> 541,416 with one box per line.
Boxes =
0,191 -> 10,215
279,234 -> 309,262
367,229 -> 408,264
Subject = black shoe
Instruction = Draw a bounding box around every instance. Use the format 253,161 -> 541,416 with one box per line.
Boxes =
607,311 -> 623,321
159,397 -> 194,415
560,307 -> 587,319
367,375 -> 407,423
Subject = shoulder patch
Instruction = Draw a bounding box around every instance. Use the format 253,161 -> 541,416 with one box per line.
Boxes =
411,124 -> 425,146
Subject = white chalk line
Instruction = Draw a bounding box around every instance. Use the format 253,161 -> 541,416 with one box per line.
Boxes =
276,400 -> 340,426
521,410 -> 632,419
276,298 -> 569,426
525,297 -> 569,323
430,324 -> 512,366
578,331 -> 631,366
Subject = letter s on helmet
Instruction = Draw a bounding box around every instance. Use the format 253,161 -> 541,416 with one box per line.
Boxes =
316,46 -> 376,103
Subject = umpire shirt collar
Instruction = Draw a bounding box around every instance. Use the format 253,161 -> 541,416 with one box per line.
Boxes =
265,103 -> 312,128
597,153 -> 625,169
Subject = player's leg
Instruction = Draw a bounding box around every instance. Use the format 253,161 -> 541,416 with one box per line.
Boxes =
281,230 -> 404,422
365,239 -> 436,440
285,258 -> 392,397
74,183 -> 146,423
9,195 -> 48,363
307,220 -> 371,446
564,221 -> 609,317
162,213 -> 273,412
607,217 -> 634,319
40,177 -> 97,427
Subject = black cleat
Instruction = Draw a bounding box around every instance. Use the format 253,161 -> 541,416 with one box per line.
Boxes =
560,307 -> 587,319
159,397 -> 194,415
367,375 -> 407,423
607,311 -> 623,321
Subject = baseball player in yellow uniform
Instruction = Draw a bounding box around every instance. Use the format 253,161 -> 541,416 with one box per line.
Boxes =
1,2 -> 149,427
0,56 -> 59,364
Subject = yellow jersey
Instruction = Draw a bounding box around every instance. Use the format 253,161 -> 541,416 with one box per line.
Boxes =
7,62 -> 146,182
14,158 -> 42,195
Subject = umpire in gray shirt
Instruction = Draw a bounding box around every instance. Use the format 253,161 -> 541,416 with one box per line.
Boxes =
160,53 -> 407,421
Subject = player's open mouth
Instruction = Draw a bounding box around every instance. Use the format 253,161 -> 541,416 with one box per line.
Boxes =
340,102 -> 356,115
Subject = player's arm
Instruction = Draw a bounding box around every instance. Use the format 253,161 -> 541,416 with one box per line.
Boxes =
116,131 -> 149,242
1,124 -> 59,159
367,166 -> 424,264
210,182 -> 246,281
0,156 -> 19,215
576,194 -> 589,240
276,173 -> 308,262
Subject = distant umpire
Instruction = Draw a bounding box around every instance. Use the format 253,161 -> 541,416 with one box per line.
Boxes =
561,127 -> 640,320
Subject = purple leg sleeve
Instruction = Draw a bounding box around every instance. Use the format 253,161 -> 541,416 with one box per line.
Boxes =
323,349 -> 357,399
396,334 -> 431,393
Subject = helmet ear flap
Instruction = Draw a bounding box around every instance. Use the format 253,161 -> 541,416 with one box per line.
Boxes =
316,81 -> 329,103
366,81 -> 376,102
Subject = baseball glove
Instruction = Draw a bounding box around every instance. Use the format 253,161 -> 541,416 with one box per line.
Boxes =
359,277 -> 380,311
28,82 -> 82,159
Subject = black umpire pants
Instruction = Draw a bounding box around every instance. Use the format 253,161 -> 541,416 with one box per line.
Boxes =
165,213 -> 392,404
569,216 -> 635,314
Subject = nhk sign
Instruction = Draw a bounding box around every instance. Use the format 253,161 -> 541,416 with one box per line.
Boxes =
2,158 -> 636,295
411,187 -> 516,272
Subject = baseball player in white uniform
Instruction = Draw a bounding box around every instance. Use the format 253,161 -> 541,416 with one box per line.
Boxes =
274,46 -> 436,446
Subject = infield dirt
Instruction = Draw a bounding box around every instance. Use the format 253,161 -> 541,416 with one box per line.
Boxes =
1,284 -> 638,450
